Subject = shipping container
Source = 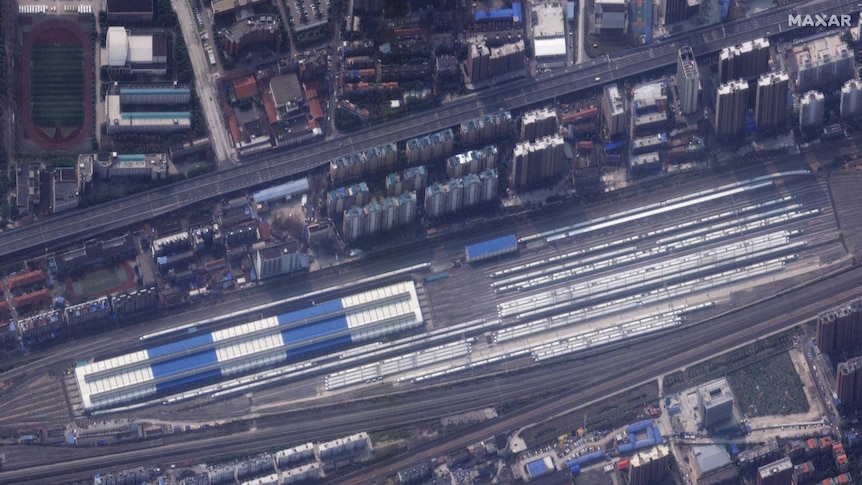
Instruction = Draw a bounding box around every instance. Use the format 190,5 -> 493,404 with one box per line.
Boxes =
616,459 -> 629,470
424,272 -> 450,283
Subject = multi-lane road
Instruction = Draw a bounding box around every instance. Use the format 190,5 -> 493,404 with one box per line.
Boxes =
0,0 -> 853,260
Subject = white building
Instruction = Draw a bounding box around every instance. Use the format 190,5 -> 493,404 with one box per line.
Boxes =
840,79 -> 862,119
531,2 -> 567,67
799,90 -> 825,128
602,84 -> 627,136
254,241 -> 309,280
792,34 -> 854,92
105,27 -> 167,74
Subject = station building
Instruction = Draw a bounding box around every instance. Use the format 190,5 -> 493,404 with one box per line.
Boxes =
74,282 -> 424,411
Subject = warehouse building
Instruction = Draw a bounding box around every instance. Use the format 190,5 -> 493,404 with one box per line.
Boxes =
105,95 -> 191,134
531,2 -> 567,68
105,27 -> 168,75
74,282 -> 424,410
106,0 -> 153,22
117,85 -> 191,105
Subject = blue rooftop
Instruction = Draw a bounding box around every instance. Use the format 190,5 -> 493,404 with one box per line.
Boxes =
277,299 -> 343,326
120,88 -> 191,95
465,234 -> 518,262
117,154 -> 147,162
526,458 -> 549,477
121,112 -> 191,119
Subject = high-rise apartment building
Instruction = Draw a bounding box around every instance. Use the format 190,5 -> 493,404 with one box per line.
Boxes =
715,80 -> 749,137
676,46 -> 700,115
510,135 -> 566,189
754,72 -> 789,131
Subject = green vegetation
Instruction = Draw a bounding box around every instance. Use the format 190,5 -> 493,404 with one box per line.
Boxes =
30,45 -> 84,126
728,352 -> 809,417
519,381 -> 659,448
293,25 -> 329,47
663,329 -> 798,395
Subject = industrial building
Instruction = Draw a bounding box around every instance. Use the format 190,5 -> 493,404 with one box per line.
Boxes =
117,85 -> 191,105
592,0 -> 629,35
754,72 -> 789,132
816,299 -> 862,353
460,111 -> 513,145
837,356 -> 862,406
221,15 -> 280,56
676,46 -> 700,115
446,147 -> 497,178
104,27 -> 168,75
105,95 -> 190,134
251,179 -> 310,205
253,241 -> 309,280
386,166 -> 428,197
697,377 -> 735,428
329,143 -> 399,182
718,38 -> 771,83
80,153 -> 168,181
791,34 -> 854,92
660,0 -> 699,25
342,193 -> 417,241
465,234 -> 518,263
425,169 -> 499,218
106,0 -> 153,22
473,2 -> 523,24
840,79 -> 862,119
602,84 -> 628,136
405,129 -> 455,165
693,445 -> 734,480
757,457 -> 793,485
799,91 -> 825,129
714,80 -> 749,137
628,445 -> 671,485
74,281 -> 424,410
521,107 -> 559,142
531,2 -> 567,68
510,135 -> 566,189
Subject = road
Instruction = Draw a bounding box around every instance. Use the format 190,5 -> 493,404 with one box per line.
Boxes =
0,0 -> 851,261
2,264 -> 861,484
172,0 -> 235,166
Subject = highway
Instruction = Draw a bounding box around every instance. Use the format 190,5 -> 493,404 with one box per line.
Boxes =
1,265 -> 860,484
0,0 -> 852,260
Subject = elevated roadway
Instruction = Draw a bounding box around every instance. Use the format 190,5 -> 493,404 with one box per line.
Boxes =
1,265 -> 860,484
0,0 -> 852,260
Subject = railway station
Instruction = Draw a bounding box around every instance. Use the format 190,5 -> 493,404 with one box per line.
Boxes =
74,281 -> 423,410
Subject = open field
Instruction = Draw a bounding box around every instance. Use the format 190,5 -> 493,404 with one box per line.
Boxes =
30,45 -> 84,127
728,351 -> 808,417
663,328 -> 798,395
69,263 -> 135,299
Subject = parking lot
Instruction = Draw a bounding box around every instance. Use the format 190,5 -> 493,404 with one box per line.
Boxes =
286,0 -> 329,32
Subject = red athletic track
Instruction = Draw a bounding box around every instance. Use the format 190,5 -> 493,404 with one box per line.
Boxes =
19,16 -> 93,151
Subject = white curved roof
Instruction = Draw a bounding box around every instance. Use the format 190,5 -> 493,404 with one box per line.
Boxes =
106,27 -> 129,66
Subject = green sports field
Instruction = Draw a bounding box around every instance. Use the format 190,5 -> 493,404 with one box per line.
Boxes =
30,44 -> 84,127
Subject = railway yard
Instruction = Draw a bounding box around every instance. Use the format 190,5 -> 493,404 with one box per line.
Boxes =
2,164 -> 862,483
